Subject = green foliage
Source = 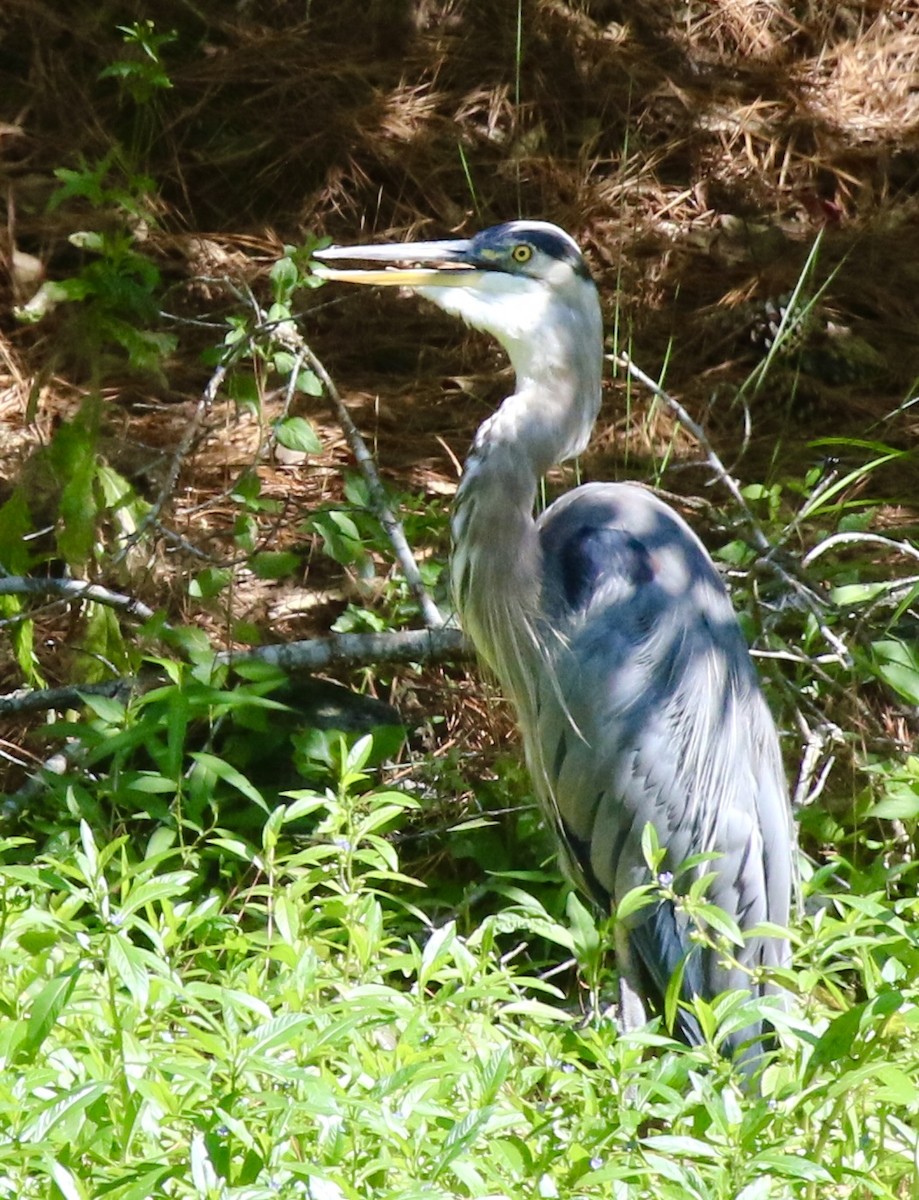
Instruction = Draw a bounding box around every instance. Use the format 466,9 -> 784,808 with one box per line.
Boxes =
14,21 -> 178,379
5,726 -> 919,1197
303,473 -> 449,632
15,153 -> 176,381
99,20 -> 176,106
214,238 -> 327,431
47,152 -> 155,221
0,491 -> 41,682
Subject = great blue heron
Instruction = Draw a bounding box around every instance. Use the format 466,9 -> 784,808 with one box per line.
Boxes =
314,220 -> 793,1066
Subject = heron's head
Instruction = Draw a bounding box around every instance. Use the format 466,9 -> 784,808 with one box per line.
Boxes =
313,221 -> 602,389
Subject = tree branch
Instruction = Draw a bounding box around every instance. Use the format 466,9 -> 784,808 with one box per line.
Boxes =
0,577 -> 159,622
0,679 -> 133,717
614,351 -> 852,666
221,625 -> 468,671
113,359 -> 228,565
299,338 -> 448,631
0,626 -> 471,718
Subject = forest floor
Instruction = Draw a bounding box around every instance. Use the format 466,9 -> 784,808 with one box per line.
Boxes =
1,0 -> 919,807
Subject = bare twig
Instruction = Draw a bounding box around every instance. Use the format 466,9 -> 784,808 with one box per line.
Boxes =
217,625 -> 467,672
0,577 -> 159,622
803,531 -> 919,568
793,720 -> 844,809
156,288 -> 446,629
112,359 -> 230,565
0,626 -> 471,720
614,351 -> 853,666
299,340 -> 447,630
613,351 -> 770,549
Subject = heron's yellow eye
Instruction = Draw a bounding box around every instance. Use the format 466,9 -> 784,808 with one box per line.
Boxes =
511,243 -> 533,264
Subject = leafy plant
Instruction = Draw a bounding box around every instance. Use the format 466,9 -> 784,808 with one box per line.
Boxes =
100,20 -> 176,107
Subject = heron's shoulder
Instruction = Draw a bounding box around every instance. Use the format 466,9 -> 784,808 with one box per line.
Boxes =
539,481 -> 701,542
538,482 -> 727,616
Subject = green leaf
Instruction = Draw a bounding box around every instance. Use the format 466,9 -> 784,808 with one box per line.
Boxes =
189,566 -> 232,599
107,934 -> 151,1008
615,884 -> 656,924
189,752 -> 269,811
118,872 -> 193,918
49,1162 -> 88,1200
747,1152 -> 833,1183
0,488 -> 34,574
641,1134 -> 719,1160
276,416 -> 323,454
294,368 -> 323,396
20,969 -> 80,1061
431,1105 -> 498,1179
306,509 -> 367,566
21,1081 -> 109,1143
82,601 -> 130,680
808,1002 -> 865,1069
246,1012 -> 317,1057
50,404 -> 100,567
566,890 -> 599,955
78,691 -> 126,724
251,550 -> 301,580
696,902 -> 743,946
830,582 -> 891,606
270,255 -> 299,303
419,921 -> 456,987
871,638 -> 919,705
868,785 -> 919,821
663,954 -> 688,1037
640,822 -> 663,871
228,372 -> 261,410
873,1064 -> 919,1105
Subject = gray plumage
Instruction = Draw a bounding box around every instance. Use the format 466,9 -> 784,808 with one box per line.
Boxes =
315,220 -> 794,1065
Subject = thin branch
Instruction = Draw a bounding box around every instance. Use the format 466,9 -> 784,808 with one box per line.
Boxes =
0,626 -> 471,719
614,351 -> 770,550
0,577 -> 159,622
299,340 -> 447,630
803,531 -> 919,568
793,720 -> 844,810
217,625 -> 468,672
614,351 -> 853,666
113,359 -> 229,565
157,291 -> 446,629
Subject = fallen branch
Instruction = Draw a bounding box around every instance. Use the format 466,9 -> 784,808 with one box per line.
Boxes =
0,679 -> 133,717
0,626 -> 471,719
220,624 -> 468,671
0,577 -> 159,622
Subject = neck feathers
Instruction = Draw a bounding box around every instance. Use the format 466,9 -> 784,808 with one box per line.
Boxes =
446,269 -> 603,707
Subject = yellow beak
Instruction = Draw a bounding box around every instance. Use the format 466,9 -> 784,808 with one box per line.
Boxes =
312,235 -> 484,288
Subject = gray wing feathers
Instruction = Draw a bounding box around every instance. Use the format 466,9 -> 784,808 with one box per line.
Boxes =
533,482 -> 793,1039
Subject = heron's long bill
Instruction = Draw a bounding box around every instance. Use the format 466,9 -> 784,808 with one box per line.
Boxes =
312,237 -> 485,288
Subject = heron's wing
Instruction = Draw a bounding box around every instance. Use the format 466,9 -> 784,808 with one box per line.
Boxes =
534,483 -> 793,1028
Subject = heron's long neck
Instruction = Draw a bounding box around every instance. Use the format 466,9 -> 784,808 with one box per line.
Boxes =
451,331 -> 602,700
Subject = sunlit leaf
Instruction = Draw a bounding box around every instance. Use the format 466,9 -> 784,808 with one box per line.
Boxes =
276,415 -> 323,453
